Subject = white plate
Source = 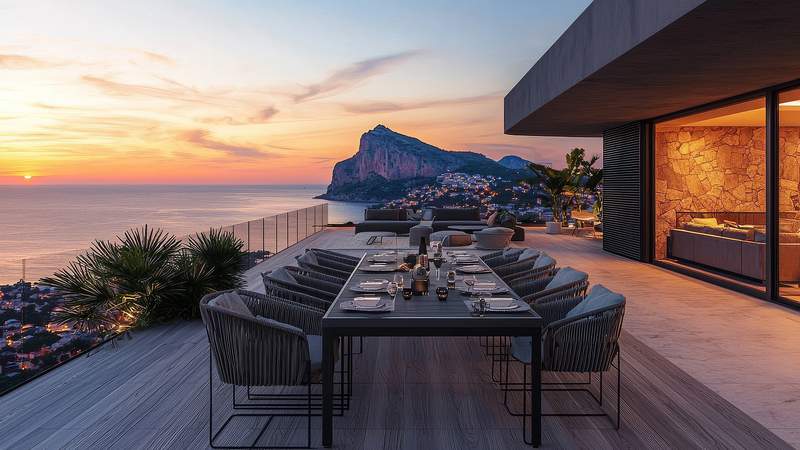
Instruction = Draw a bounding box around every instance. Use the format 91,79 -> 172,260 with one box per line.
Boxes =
487,304 -> 519,311
361,265 -> 397,272
353,297 -> 384,308
458,265 -> 490,274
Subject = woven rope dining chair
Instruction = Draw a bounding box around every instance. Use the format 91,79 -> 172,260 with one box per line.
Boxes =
201,289 -> 326,449
306,249 -> 360,268
263,267 -> 338,302
493,249 -> 541,282
502,286 -> 626,444
481,248 -> 525,268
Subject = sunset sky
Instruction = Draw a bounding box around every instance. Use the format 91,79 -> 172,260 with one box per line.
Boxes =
0,0 -> 598,185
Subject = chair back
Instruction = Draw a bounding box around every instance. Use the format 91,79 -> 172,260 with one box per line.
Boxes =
263,269 -> 336,301
543,300 -> 625,373
200,290 -> 311,387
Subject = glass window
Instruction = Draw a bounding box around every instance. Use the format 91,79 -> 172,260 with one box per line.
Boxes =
655,97 -> 766,291
778,88 -> 800,302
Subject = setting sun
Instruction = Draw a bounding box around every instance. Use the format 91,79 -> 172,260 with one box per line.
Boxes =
23,175 -> 32,180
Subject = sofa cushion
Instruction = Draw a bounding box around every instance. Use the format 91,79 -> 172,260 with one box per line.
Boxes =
486,212 -> 498,227
422,209 -> 434,221
545,267 -> 587,290
209,292 -> 252,317
780,220 -> 800,233
365,209 -> 402,221
431,207 -> 480,221
566,284 -> 624,319
691,217 -> 719,227
721,227 -> 754,241
406,209 -> 421,221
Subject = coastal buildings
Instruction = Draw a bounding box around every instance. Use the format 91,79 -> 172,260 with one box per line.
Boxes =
505,0 -> 800,308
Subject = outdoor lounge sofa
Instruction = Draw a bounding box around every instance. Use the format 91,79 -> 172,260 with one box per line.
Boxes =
354,207 -> 487,235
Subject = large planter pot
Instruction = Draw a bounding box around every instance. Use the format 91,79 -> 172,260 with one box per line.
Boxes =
545,221 -> 562,234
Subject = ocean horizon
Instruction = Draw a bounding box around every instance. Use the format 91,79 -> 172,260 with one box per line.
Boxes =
0,184 -> 370,283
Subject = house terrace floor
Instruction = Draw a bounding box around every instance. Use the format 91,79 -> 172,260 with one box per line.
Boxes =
0,228 -> 795,448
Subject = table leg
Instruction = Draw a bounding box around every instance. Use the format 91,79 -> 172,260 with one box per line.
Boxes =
531,328 -> 542,447
322,330 -> 335,447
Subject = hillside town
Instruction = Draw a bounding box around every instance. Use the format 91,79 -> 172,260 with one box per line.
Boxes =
381,171 -> 584,223
0,281 -> 101,392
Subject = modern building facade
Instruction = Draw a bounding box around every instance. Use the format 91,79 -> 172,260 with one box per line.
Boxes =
505,0 -> 800,307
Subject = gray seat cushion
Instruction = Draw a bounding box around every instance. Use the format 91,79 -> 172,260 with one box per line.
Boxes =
510,336 -> 543,364
545,267 -> 587,290
297,251 -> 318,265
268,267 -> 297,284
566,284 -> 624,319
518,248 -> 539,261
533,253 -> 555,269
209,292 -> 252,317
307,335 -> 323,370
475,227 -> 514,249
409,224 -> 434,246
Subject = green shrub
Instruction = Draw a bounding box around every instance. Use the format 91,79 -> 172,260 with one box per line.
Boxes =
42,225 -> 245,333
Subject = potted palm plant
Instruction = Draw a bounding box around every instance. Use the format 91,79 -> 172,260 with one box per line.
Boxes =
527,148 -> 588,234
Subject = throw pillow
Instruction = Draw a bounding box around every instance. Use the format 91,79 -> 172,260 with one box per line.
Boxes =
209,292 -> 252,317
691,217 -> 718,227
486,212 -> 498,227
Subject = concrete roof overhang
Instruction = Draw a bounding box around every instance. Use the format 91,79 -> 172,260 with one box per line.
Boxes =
504,0 -> 800,137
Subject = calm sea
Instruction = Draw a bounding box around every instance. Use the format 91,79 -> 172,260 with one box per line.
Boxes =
0,185 -> 369,283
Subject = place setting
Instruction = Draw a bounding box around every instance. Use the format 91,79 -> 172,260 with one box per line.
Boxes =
457,278 -> 508,295
349,279 -> 389,293
339,296 -> 394,312
455,264 -> 491,274
464,296 -> 531,315
360,262 -> 398,273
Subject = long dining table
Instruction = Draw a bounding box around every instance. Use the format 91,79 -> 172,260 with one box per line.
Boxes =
321,250 -> 544,447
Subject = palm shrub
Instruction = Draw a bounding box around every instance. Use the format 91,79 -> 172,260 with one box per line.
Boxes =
527,148 -> 601,224
42,225 -> 245,333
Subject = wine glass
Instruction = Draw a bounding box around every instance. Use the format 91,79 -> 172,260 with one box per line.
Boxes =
432,255 -> 444,280
464,275 -> 477,296
387,281 -> 398,300
394,273 -> 404,289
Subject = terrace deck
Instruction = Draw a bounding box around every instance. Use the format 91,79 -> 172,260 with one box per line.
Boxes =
0,228 -> 796,449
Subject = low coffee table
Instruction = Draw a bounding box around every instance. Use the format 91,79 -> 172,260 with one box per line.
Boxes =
447,225 -> 487,234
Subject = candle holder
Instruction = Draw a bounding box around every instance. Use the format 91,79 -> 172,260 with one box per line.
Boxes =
435,286 -> 448,301
402,287 -> 413,300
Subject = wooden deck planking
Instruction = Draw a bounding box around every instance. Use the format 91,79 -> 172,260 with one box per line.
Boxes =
0,228 -> 794,449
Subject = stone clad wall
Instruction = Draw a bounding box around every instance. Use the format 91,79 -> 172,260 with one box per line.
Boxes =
655,126 -> 766,258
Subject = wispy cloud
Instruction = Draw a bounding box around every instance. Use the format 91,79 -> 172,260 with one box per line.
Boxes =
293,51 -> 420,103
81,75 -> 223,105
340,92 -> 500,114
199,106 -> 279,125
0,54 -> 56,69
138,50 -> 174,65
178,129 -> 269,158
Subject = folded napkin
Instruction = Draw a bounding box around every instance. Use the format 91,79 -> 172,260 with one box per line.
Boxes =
477,297 -> 515,307
360,281 -> 386,287
472,282 -> 497,290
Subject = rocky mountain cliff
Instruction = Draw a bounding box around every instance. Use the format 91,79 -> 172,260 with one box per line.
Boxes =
319,125 -> 524,202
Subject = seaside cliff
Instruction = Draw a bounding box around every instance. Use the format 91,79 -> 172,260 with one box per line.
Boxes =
318,125 -> 525,202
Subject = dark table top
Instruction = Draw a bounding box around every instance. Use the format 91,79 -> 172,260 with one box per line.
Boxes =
322,251 -> 542,334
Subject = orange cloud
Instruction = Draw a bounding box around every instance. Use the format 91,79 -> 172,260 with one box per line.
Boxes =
178,129 -> 270,159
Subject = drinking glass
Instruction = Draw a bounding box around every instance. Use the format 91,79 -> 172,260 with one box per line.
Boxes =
387,281 -> 398,300
464,275 -> 477,296
394,273 -> 404,289
432,255 -> 444,280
